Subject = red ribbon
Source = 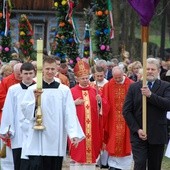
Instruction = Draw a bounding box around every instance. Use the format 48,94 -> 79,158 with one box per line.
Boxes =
67,0 -> 74,20
25,16 -> 34,36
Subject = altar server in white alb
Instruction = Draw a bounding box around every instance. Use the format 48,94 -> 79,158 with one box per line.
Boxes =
20,56 -> 85,170
0,62 -> 36,170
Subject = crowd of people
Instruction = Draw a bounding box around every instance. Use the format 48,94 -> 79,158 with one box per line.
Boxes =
0,47 -> 170,170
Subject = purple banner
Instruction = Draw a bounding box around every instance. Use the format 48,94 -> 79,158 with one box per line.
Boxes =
127,0 -> 160,26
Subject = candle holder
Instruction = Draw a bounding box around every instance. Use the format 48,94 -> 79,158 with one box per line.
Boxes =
33,39 -> 45,130
33,105 -> 45,130
0,143 -> 6,158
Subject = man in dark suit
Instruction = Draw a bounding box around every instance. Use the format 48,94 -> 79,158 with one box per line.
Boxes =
123,57 -> 170,170
11,42 -> 21,54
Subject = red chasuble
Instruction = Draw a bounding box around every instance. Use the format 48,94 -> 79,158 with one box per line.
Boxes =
102,77 -> 133,157
70,84 -> 108,163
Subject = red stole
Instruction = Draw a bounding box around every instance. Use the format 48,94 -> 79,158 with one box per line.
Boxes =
70,85 -> 106,163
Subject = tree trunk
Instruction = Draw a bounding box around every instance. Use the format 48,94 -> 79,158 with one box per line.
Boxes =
111,0 -> 121,57
129,10 -> 138,60
160,0 -> 167,60
121,1 -> 129,46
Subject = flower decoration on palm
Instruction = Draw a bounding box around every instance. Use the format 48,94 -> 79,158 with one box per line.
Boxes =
0,0 -> 12,62
53,0 -> 79,65
19,14 -> 35,61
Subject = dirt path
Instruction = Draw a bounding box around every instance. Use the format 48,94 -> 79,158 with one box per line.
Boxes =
62,156 -> 169,170
62,156 -> 101,170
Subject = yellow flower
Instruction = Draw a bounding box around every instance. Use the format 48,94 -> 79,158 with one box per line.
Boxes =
84,51 -> 89,55
20,31 -> 25,36
54,2 -> 58,7
61,0 -> 67,6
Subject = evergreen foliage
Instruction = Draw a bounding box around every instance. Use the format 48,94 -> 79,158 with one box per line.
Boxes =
0,0 -> 12,62
53,0 -> 79,65
92,0 -> 111,61
19,14 -> 35,61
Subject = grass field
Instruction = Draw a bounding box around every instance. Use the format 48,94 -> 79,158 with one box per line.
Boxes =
162,156 -> 170,169
136,28 -> 169,49
149,34 -> 169,48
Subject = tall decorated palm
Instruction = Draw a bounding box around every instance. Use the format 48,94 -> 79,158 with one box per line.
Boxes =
19,14 -> 35,61
0,0 -> 12,62
92,0 -> 113,61
53,0 -> 79,65
82,5 -> 97,67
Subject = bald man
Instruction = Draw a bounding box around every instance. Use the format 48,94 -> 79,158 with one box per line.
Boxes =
102,66 -> 133,170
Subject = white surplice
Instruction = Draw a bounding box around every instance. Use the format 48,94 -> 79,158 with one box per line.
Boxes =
0,83 -> 25,170
0,83 -> 29,149
21,83 -> 85,157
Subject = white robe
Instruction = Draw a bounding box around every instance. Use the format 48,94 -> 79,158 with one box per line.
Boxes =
165,140 -> 170,158
0,83 -> 27,170
20,83 -> 85,157
0,83 -> 28,149
165,111 -> 170,158
108,154 -> 133,170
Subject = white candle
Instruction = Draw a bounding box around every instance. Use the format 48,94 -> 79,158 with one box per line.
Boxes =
36,39 -> 43,89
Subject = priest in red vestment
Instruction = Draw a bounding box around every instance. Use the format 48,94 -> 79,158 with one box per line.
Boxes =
90,65 -> 109,168
70,60 -> 108,170
102,66 -> 133,170
90,66 -> 108,95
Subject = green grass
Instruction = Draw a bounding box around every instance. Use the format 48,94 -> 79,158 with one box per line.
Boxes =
149,34 -> 169,48
162,145 -> 170,169
135,28 -> 169,49
162,156 -> 170,169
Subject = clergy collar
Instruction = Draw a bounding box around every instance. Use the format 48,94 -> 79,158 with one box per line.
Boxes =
43,80 -> 60,88
20,81 -> 35,89
43,79 -> 55,85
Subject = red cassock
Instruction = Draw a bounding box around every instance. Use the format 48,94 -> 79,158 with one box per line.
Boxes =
0,73 -> 21,146
70,84 -> 108,163
102,77 -> 133,157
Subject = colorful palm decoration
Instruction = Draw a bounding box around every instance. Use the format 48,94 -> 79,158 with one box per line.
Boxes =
0,0 -> 12,62
19,14 -> 35,61
92,0 -> 113,61
53,0 -> 79,65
